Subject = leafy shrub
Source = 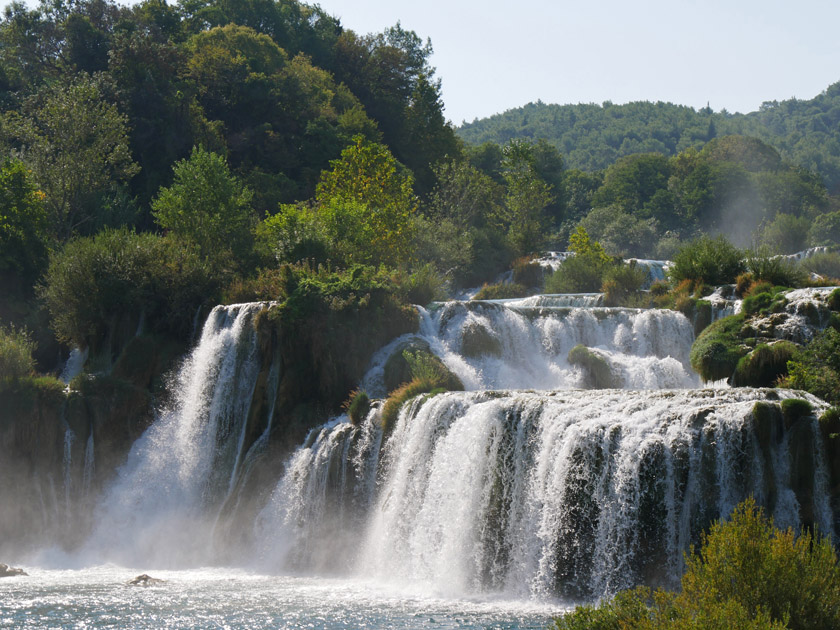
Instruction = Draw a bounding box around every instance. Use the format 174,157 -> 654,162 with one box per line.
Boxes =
602,263 -> 648,307
554,498 -> 839,630
344,390 -> 370,426
759,213 -> 811,255
545,255 -> 607,293
270,263 -> 419,412
472,282 -> 530,300
680,498 -> 839,630
800,252 -> 840,280
668,236 -> 746,287
784,327 -> 840,404
745,249 -> 805,287
152,146 -> 256,265
396,263 -> 448,305
0,326 -> 36,381
731,342 -> 797,387
511,256 -> 544,287
736,272 -> 754,296
690,314 -> 749,382
40,229 -> 222,352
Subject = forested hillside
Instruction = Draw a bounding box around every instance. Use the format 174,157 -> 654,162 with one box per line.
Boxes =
1,0 -> 840,385
458,84 -> 840,193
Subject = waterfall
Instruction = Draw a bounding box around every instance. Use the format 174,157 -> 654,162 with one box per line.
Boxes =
84,302 -> 270,567
363,301 -> 698,397
82,433 -> 95,497
259,388 -> 830,600
62,427 -> 74,523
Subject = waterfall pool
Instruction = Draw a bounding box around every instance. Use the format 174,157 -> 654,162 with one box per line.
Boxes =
0,566 -> 561,629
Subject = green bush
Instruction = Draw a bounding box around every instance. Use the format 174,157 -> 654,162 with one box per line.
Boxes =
397,263 -> 448,305
39,228 -> 222,352
511,256 -> 545,287
784,328 -> 840,404
602,263 -> 648,307
742,287 -> 788,317
0,326 -> 36,381
690,314 -> 749,382
680,498 -> 839,630
472,282 -> 530,300
731,342 -> 797,387
745,249 -> 806,287
545,255 -> 608,293
669,236 -> 746,287
554,498 -> 839,630
801,252 -> 840,281
344,390 -> 370,426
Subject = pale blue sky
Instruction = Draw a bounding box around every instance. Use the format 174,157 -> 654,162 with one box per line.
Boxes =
316,0 -> 840,124
4,0 -> 839,124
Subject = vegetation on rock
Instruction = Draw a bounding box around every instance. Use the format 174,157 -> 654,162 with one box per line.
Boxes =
554,498 -> 840,630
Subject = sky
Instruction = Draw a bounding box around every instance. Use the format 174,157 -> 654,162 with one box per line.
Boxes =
313,0 -> 840,125
4,0 -> 840,125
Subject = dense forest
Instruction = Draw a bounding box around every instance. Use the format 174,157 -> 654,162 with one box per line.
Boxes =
1,0 -> 840,389
458,89 -> 840,194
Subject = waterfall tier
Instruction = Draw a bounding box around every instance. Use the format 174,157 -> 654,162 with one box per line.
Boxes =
257,388 -> 831,600
364,301 -> 699,397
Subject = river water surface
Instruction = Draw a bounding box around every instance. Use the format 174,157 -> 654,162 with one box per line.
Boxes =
0,567 -> 561,629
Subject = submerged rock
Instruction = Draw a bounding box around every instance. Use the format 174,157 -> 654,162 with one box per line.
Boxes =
0,563 -> 27,577
127,574 -> 165,586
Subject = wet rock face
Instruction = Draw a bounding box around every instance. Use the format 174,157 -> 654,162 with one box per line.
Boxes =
0,563 -> 27,577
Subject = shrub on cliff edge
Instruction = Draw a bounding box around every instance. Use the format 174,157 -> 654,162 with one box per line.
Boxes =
0,326 -> 35,381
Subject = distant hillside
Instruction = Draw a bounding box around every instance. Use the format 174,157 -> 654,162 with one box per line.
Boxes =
457,82 -> 840,192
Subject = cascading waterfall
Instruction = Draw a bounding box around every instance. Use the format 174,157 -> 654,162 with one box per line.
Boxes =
363,301 -> 699,397
64,289 -> 838,604
83,302 -> 271,567
259,388 -> 831,600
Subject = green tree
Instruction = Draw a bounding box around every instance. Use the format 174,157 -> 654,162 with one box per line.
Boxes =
592,152 -> 672,217
152,146 -> 255,264
426,159 -> 503,228
0,158 -> 49,282
502,139 -> 553,256
759,213 -> 811,254
3,75 -> 139,239
315,135 -> 417,266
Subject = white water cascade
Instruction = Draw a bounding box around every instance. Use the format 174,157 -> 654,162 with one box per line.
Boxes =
363,301 -> 699,397
68,292 -> 839,603
259,388 -> 831,600
84,302 -> 271,567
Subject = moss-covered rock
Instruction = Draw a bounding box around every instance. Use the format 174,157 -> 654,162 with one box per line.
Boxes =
780,398 -> 813,430
689,314 -> 749,382
460,322 -> 502,358
693,300 -> 713,336
568,344 -> 617,389
382,338 -> 431,393
828,288 -> 840,312
731,341 -> 797,387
